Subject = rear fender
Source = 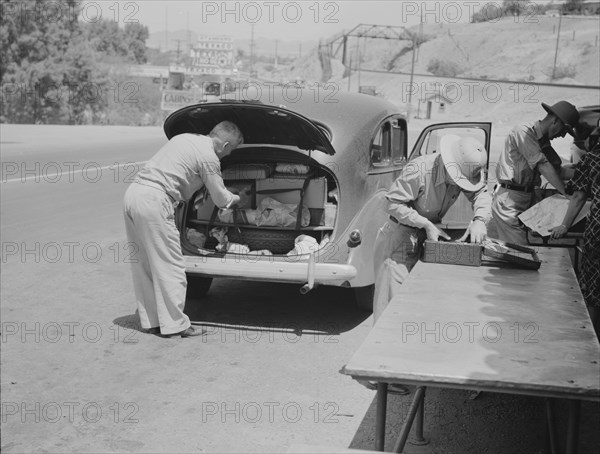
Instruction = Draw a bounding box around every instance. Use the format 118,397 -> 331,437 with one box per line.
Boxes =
336,189 -> 390,287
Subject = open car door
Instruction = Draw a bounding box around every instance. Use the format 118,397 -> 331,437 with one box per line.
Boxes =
408,122 -> 492,229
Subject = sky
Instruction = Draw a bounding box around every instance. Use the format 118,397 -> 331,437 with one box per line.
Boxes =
85,0 -> 510,41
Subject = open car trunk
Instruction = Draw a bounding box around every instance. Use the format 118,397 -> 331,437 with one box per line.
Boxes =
181,148 -> 339,258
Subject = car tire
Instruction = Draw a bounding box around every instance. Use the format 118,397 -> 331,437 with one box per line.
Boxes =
354,285 -> 374,312
186,275 -> 212,297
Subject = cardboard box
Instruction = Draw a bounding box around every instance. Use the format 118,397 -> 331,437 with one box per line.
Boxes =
308,208 -> 324,226
310,203 -> 337,227
324,203 -> 337,227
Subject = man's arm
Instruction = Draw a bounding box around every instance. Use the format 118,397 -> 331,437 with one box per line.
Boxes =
462,186 -> 492,243
387,163 -> 450,241
537,161 -> 566,195
550,191 -> 587,239
202,165 -> 240,209
559,163 -> 576,181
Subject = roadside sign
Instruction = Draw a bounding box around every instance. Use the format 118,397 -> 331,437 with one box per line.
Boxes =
160,90 -> 205,111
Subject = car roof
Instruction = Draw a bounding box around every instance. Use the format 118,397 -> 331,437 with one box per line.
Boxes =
232,86 -> 401,132
230,86 -> 402,153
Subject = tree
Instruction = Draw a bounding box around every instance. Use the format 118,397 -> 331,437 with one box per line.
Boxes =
61,40 -> 109,124
83,19 -> 127,61
1,0 -> 84,123
82,19 -> 148,64
1,0 -> 150,124
562,0 -> 583,14
503,0 -> 529,16
123,22 -> 149,64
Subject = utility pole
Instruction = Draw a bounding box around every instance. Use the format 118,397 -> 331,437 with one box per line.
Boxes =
347,56 -> 352,92
551,13 -> 563,81
358,36 -> 368,90
355,38 -> 360,91
274,39 -> 279,69
250,23 -> 255,76
186,13 -> 190,59
174,39 -> 182,65
417,10 -> 423,62
165,6 -> 168,51
407,36 -> 417,122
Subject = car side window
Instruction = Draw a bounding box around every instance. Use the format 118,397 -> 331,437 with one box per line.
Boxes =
370,122 -> 391,168
391,118 -> 407,165
416,127 -> 487,158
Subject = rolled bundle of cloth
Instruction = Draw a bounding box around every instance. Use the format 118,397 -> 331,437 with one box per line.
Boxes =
275,163 -> 310,175
287,235 -> 319,256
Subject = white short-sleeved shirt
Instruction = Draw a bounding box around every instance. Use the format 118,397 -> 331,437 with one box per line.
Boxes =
495,121 -> 548,187
134,133 -> 233,207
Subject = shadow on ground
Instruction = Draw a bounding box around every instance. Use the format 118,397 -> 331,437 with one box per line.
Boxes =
185,279 -> 371,336
348,387 -> 600,453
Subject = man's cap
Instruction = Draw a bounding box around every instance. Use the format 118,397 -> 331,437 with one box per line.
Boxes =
541,101 -> 579,137
440,135 -> 488,192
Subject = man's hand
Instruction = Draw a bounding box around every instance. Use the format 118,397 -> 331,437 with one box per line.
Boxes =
227,186 -> 251,208
458,219 -> 487,244
424,221 -> 451,241
237,189 -> 251,208
550,224 -> 568,239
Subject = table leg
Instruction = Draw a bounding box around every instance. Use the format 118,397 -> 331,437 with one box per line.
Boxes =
375,382 -> 388,452
410,387 -> 429,446
545,398 -> 558,454
392,386 -> 426,453
566,400 -> 581,454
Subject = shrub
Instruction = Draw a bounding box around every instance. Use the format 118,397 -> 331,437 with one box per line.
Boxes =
427,58 -> 464,77
545,63 -> 578,81
472,3 -> 504,22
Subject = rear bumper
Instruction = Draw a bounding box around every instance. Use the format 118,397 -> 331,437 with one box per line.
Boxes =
185,254 -> 356,285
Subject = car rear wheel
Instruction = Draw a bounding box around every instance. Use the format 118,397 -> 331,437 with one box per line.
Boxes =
354,285 -> 374,312
186,275 -> 213,297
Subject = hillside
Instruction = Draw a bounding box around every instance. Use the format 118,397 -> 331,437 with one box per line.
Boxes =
386,16 -> 599,85
281,15 -> 599,86
317,16 -> 599,162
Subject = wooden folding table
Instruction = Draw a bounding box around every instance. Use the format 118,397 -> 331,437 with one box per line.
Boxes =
342,248 -> 600,453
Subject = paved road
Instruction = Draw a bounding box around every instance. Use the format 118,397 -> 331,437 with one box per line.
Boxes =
1,125 -> 597,453
0,125 -> 376,453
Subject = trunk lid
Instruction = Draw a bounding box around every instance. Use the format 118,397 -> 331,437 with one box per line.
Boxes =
163,101 -> 335,155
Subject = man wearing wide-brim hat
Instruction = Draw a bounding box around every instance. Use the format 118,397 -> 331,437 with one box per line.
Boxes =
492,100 -> 579,244
373,135 -> 492,323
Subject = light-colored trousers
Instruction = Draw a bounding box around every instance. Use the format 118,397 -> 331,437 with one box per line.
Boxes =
123,183 -> 190,335
491,187 -> 534,245
373,220 -> 425,324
